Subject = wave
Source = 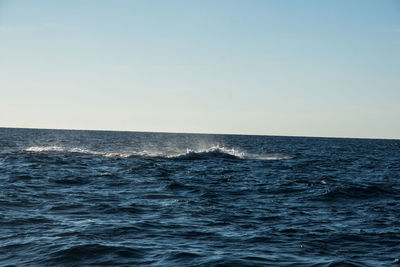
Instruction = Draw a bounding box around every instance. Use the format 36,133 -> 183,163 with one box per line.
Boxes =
315,184 -> 395,201
167,146 -> 293,160
168,146 -> 245,160
47,244 -> 145,265
22,145 -> 292,161
24,146 -> 132,158
25,146 -> 65,152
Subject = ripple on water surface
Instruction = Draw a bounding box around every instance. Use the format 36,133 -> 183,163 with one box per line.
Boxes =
1,128 -> 400,266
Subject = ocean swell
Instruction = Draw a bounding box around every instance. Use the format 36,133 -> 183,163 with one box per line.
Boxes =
22,145 -> 291,161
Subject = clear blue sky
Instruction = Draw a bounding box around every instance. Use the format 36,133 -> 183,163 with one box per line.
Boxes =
1,0 -> 399,138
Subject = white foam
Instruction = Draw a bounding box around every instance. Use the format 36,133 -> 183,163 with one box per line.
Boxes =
168,145 -> 246,159
23,145 -> 292,160
25,146 -> 110,156
25,146 -> 65,152
248,154 -> 294,160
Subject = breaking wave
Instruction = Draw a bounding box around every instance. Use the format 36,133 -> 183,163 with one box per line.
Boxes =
23,145 -> 292,161
24,146 -> 131,158
169,146 -> 244,160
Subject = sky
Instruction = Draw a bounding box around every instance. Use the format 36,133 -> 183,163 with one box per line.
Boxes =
0,0 -> 399,139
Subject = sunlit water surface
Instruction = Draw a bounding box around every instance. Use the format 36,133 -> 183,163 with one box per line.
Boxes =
1,128 -> 399,266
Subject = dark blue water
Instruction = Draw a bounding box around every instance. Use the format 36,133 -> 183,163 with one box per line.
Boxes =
1,128 -> 399,266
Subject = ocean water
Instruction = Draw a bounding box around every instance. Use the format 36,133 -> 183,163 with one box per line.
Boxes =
1,128 -> 399,266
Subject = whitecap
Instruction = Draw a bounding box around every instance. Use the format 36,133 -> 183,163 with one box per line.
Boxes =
25,146 -> 66,152
23,145 -> 292,161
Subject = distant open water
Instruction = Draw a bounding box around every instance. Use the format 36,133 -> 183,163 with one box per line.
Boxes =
0,128 -> 399,266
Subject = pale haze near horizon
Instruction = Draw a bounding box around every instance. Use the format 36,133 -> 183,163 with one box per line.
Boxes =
1,0 -> 399,139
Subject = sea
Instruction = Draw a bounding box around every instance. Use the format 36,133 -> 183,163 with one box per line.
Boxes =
0,127 -> 399,266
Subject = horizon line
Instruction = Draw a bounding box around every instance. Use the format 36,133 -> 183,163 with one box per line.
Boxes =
1,126 -> 398,141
